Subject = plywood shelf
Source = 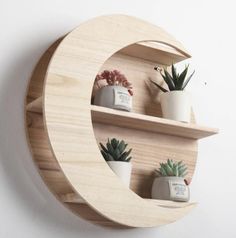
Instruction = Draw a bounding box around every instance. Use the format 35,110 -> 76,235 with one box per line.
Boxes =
25,15 -> 218,228
26,97 -> 42,113
59,192 -> 197,209
26,99 -> 218,140
91,105 -> 218,140
120,41 -> 190,65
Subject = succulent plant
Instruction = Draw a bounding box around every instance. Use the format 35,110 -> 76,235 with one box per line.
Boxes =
150,64 -> 195,92
100,138 -> 132,162
95,69 -> 133,96
155,159 -> 188,177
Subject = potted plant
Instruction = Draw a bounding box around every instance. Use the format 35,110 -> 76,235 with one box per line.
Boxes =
150,64 -> 195,123
151,159 -> 190,202
94,70 -> 133,111
100,138 -> 132,187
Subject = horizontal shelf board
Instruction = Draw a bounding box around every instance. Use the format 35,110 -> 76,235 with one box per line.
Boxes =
119,41 -> 190,65
91,105 -> 218,140
59,192 -> 197,209
26,98 -> 218,140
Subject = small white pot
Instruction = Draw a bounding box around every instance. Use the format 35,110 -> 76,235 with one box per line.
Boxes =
94,85 -> 132,111
160,91 -> 191,123
151,176 -> 190,202
107,161 -> 132,187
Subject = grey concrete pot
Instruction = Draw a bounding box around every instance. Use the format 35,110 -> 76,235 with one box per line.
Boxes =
94,85 -> 132,111
151,176 -> 190,202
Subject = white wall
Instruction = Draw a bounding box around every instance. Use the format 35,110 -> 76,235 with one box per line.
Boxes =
0,0 -> 235,237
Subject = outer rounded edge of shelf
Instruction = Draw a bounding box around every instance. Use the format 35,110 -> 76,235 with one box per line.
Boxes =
41,14 -> 195,227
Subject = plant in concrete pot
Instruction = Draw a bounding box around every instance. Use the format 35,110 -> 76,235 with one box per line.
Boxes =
100,138 -> 132,187
94,70 -> 133,111
150,64 -> 195,123
151,159 -> 190,202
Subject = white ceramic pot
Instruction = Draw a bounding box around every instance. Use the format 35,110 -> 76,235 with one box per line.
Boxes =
160,91 -> 191,123
107,161 -> 132,187
94,85 -> 132,111
151,176 -> 190,202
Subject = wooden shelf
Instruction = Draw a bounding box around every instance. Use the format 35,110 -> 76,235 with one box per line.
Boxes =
26,97 -> 42,113
25,15 -> 218,228
120,41 -> 190,65
91,105 -> 218,140
59,192 -> 197,209
26,99 -> 218,140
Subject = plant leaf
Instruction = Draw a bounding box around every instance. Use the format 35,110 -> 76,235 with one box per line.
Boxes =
100,143 -> 108,153
101,150 -> 107,160
113,148 -> 120,160
118,140 -> 126,153
182,172 -> 188,178
182,70 -> 195,89
171,64 -> 178,87
160,167 -> 167,176
163,69 -> 175,91
179,167 -> 187,176
119,148 -> 132,161
106,140 -> 114,154
176,65 -> 189,90
149,79 -> 168,93
155,169 -> 162,177
126,156 -> 132,162
167,159 -> 173,169
165,164 -> 174,176
111,138 -> 118,149
174,164 -> 179,176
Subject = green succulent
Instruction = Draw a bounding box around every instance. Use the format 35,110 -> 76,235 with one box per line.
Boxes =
155,159 -> 188,177
100,138 -> 132,162
150,64 -> 195,92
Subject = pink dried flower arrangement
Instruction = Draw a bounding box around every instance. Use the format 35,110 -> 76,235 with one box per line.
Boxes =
95,70 -> 133,96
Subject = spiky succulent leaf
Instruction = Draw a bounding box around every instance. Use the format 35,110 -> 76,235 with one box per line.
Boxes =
152,64 -> 195,91
100,143 -> 108,153
126,156 -> 132,162
119,148 -> 132,161
149,79 -> 168,93
179,167 -> 188,177
118,140 -> 126,153
100,138 -> 132,162
101,150 -> 109,160
155,159 -> 188,177
159,167 -> 165,176
176,65 -> 189,89
106,140 -> 115,154
171,64 -> 178,86
182,70 -> 195,89
167,159 -> 174,169
111,138 -> 118,149
162,69 -> 175,91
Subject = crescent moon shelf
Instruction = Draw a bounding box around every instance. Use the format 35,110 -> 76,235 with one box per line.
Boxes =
25,15 -> 218,228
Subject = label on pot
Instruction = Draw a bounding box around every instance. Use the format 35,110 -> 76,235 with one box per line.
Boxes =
113,88 -> 132,109
169,180 -> 189,200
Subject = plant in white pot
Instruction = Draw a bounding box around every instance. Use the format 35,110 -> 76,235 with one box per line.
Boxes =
152,159 -> 190,202
93,70 -> 133,111
150,64 -> 195,123
100,138 -> 132,187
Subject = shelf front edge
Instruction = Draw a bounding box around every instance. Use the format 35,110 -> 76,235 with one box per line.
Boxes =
91,105 -> 218,140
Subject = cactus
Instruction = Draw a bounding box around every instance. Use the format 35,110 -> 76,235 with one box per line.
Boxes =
100,138 -> 132,162
155,159 -> 188,177
150,64 -> 195,92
